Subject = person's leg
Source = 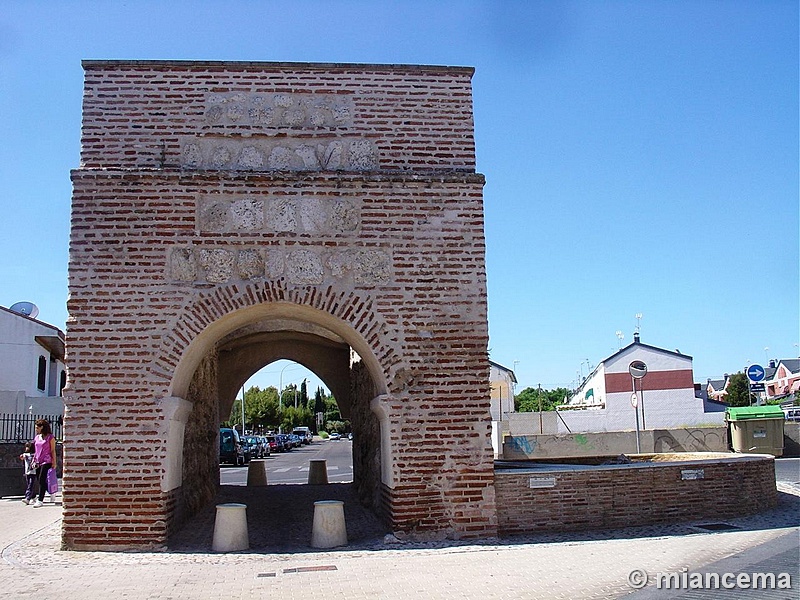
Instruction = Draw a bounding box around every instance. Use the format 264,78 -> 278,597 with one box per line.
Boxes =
35,464 -> 51,505
24,474 -> 36,502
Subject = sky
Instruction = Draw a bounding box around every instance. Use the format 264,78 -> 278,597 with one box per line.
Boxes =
0,0 -> 797,396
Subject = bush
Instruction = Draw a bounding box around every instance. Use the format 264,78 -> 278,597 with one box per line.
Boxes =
318,431 -> 329,439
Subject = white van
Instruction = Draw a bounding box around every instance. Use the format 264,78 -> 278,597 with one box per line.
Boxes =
292,427 -> 313,444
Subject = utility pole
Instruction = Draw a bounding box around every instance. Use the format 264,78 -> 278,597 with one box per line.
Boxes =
538,383 -> 543,434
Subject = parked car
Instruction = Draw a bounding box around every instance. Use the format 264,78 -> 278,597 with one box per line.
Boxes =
244,436 -> 268,458
329,432 -> 341,440
276,434 -> 293,451
264,435 -> 280,454
258,435 -> 271,456
288,434 -> 302,448
241,435 -> 264,462
219,427 -> 244,466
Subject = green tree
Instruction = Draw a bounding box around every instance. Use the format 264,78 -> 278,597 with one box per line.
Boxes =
307,386 -> 328,433
515,387 -> 572,412
249,386 -> 280,430
226,386 -> 281,432
312,387 -> 326,414
280,405 -> 313,432
279,384 -> 296,409
299,379 -> 309,407
324,395 -> 341,423
326,420 -> 349,434
725,372 -> 756,407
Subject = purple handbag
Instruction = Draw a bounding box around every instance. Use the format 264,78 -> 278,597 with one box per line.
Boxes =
46,468 -> 58,494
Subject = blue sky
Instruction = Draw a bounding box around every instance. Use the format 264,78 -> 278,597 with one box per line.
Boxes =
1,0 -> 797,395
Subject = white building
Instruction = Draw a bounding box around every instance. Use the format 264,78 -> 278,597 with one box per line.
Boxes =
0,304 -> 66,415
559,333 -> 724,433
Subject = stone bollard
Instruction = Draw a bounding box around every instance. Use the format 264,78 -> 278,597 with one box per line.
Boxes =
311,500 -> 347,549
247,459 -> 268,486
212,503 -> 249,552
307,459 -> 329,485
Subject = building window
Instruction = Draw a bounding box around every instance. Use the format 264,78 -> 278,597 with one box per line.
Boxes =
37,356 -> 47,391
60,370 -> 67,396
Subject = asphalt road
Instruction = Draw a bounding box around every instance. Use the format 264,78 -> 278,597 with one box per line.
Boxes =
775,457 -> 800,485
222,447 -> 799,487
220,437 -> 354,485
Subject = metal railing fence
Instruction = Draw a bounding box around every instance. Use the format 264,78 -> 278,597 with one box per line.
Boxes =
0,413 -> 63,443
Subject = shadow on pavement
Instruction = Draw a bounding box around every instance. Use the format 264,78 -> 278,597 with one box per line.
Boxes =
169,481 -> 799,555
498,489 -> 800,548
169,482 -> 390,554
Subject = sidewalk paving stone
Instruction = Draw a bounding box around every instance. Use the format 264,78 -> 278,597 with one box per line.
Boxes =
1,484 -> 797,599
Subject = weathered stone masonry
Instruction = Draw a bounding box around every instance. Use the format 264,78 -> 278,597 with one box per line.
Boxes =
66,61 -> 497,549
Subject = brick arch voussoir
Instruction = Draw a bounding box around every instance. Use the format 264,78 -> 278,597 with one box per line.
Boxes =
154,280 -> 398,399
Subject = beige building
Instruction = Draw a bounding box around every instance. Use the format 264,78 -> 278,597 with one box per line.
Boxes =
489,360 -> 516,457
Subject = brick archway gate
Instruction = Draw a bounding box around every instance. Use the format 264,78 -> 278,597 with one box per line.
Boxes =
65,60 -> 497,550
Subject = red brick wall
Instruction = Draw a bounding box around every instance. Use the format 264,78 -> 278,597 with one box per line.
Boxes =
79,60 -> 476,172
495,454 -> 777,536
66,61 -> 496,549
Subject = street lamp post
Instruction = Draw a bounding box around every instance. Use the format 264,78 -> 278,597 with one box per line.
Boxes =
538,383 -> 543,434
278,362 -> 296,434
240,385 -> 246,435
278,362 -> 294,412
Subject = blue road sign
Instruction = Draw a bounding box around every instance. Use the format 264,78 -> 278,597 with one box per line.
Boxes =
747,364 -> 766,382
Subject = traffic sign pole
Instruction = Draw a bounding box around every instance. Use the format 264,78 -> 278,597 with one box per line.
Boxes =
747,364 -> 766,406
628,361 -> 647,453
747,364 -> 766,382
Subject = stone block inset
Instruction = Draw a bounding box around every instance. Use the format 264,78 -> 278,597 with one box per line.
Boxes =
181,137 -> 378,172
204,92 -> 355,128
197,196 -> 360,235
168,247 -> 391,287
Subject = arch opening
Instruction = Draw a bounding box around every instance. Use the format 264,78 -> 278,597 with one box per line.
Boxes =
165,301 -> 390,544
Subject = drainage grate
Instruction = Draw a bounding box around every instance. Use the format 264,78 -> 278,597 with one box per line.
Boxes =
256,573 -> 276,578
694,522 -> 741,531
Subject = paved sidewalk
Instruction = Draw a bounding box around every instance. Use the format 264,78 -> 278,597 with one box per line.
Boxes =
1,484 -> 797,599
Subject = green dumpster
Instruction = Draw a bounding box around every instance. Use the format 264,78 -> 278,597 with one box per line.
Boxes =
725,405 -> 785,457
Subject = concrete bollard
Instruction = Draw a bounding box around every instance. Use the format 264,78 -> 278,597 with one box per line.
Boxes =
212,503 -> 249,552
311,500 -> 347,549
307,459 -> 329,485
247,459 -> 268,486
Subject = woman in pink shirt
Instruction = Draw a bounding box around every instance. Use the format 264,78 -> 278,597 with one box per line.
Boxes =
32,419 -> 57,508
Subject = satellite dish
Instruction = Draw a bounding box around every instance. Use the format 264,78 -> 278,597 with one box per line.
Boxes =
9,301 -> 39,319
